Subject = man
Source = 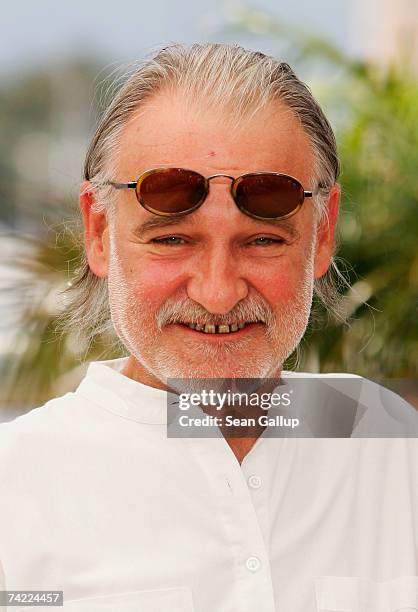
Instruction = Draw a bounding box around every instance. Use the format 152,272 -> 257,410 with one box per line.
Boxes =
0,44 -> 416,611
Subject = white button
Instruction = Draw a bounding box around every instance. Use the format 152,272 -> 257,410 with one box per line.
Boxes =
246,556 -> 261,572
248,474 -> 262,489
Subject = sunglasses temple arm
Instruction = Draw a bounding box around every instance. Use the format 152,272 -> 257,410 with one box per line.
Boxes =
107,181 -> 137,190
308,184 -> 333,197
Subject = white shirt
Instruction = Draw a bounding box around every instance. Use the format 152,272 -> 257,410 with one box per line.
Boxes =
0,357 -> 417,612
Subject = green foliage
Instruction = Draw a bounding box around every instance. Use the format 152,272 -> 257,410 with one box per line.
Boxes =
0,221 -> 122,407
326,66 -> 418,377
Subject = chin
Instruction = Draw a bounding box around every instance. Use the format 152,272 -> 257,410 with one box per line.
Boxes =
151,348 -> 282,382
120,328 -> 300,383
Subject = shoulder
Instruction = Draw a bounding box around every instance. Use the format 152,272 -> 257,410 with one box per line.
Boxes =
282,371 -> 418,438
282,370 -> 361,379
0,390 -> 110,478
0,388 -> 94,436
0,392 -> 74,442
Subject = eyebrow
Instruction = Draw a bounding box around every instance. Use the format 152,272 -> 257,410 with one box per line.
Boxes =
133,214 -> 300,240
133,215 -> 195,239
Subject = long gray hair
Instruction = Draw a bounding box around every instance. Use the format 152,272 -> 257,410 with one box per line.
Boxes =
63,43 -> 346,345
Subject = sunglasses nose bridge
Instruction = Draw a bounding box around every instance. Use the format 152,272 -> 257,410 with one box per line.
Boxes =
206,173 -> 235,183
205,174 -> 236,207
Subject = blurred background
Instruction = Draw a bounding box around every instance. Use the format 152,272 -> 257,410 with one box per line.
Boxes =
1,0 -> 417,420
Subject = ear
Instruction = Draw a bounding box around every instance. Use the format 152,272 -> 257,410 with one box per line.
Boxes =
80,181 -> 109,278
314,183 -> 340,279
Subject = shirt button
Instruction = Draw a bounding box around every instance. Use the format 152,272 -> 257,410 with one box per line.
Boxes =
248,474 -> 262,489
246,556 -> 261,572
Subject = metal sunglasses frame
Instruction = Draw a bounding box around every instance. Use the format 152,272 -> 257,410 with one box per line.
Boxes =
108,167 -> 315,220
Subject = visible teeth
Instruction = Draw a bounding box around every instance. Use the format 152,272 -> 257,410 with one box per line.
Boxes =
204,324 -> 216,334
184,321 -> 251,333
218,325 -> 230,333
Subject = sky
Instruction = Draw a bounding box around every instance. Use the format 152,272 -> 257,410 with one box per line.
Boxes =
1,0 -> 352,77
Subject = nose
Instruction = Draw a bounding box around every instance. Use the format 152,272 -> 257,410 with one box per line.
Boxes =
186,242 -> 248,315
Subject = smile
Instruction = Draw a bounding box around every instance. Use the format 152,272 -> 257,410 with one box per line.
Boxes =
178,322 -> 261,334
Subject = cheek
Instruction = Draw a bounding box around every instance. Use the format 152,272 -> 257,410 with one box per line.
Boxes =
117,256 -> 189,306
246,254 -> 312,307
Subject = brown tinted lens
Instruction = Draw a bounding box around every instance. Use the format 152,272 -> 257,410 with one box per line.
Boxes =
234,174 -> 304,219
138,168 -> 207,214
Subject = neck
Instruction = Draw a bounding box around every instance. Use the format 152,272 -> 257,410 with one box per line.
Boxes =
121,354 -> 281,464
122,355 -> 169,391
225,437 -> 259,464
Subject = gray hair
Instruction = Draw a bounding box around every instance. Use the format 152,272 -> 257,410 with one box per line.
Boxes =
63,43 -> 345,346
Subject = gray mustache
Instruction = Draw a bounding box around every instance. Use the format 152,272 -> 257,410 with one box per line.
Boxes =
155,294 -> 276,330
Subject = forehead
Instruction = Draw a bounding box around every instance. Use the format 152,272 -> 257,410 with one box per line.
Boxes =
116,92 -> 314,184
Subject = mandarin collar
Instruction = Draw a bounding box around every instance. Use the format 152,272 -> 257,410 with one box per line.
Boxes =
76,357 -> 169,424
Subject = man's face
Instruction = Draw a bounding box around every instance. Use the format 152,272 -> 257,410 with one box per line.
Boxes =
84,93 -> 338,387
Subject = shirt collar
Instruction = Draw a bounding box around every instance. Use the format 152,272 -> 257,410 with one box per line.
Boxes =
75,358 -> 361,433
75,358 -> 306,428
76,357 -> 169,424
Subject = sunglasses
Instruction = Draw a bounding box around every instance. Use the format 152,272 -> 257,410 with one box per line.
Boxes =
109,167 -> 315,220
